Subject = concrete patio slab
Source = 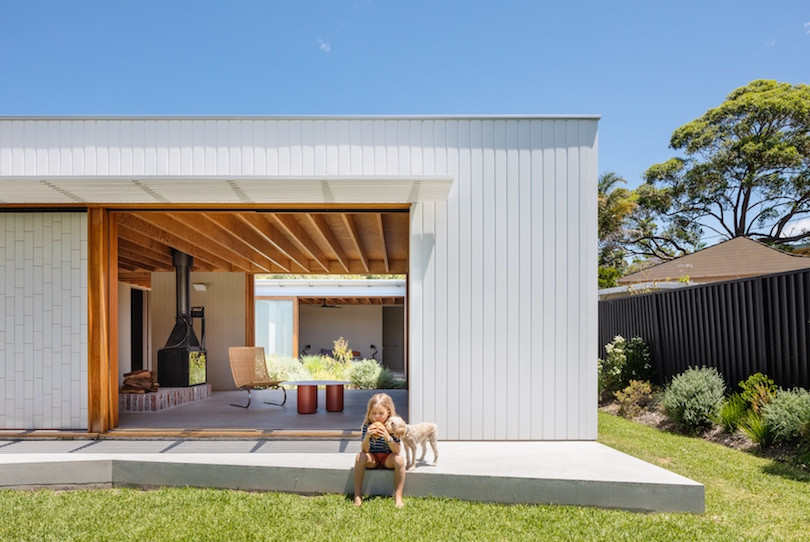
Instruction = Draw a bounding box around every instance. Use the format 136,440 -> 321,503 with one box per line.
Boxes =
0,390 -> 704,513
0,439 -> 704,513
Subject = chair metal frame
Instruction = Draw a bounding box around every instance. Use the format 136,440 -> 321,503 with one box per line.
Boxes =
228,346 -> 287,408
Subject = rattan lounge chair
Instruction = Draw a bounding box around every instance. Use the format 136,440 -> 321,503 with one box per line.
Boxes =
228,346 -> 287,408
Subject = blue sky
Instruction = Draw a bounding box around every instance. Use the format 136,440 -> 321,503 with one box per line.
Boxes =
1,1 -> 808,189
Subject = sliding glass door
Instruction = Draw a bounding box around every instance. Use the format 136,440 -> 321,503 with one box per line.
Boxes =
254,298 -> 297,358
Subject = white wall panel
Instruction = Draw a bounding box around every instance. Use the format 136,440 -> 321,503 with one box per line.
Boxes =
404,118 -> 598,440
0,212 -> 88,430
1,116 -> 598,439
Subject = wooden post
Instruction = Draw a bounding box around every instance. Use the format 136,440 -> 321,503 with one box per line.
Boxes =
87,207 -> 117,433
107,213 -> 119,428
245,274 -> 255,346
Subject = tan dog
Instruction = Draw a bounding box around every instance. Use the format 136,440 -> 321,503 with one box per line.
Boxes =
386,416 -> 439,469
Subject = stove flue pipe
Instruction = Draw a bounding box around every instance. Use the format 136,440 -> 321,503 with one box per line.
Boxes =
171,249 -> 193,318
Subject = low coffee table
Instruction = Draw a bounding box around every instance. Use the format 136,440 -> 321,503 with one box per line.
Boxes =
281,380 -> 349,414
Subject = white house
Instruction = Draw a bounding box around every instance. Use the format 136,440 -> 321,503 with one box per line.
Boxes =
0,116 -> 599,440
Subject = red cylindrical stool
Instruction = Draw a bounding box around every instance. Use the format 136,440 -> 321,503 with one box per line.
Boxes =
297,385 -> 318,414
325,384 -> 345,412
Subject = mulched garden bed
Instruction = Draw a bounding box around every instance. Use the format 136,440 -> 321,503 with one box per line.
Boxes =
600,401 -> 808,472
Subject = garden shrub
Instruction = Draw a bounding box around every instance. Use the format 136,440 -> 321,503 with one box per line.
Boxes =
598,335 -> 627,402
301,354 -> 328,378
614,380 -> 653,419
264,353 -> 401,389
349,359 -> 403,389
598,336 -> 653,403
716,392 -> 748,433
761,387 -> 810,443
376,367 -> 405,389
739,372 -> 777,414
349,359 -> 384,389
662,366 -> 725,431
301,354 -> 351,381
624,337 -> 654,383
265,354 -> 311,382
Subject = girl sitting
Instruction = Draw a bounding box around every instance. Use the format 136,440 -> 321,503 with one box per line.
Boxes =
353,392 -> 406,508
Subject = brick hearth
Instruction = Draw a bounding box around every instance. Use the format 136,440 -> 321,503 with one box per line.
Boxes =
119,384 -> 212,412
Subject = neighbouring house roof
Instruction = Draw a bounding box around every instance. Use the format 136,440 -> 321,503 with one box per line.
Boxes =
618,236 -> 810,285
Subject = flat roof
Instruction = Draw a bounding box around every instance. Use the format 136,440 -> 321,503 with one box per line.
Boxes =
0,114 -> 602,121
255,278 -> 406,298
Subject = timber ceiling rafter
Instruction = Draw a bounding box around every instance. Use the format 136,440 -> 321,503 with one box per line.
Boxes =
113,209 -> 410,280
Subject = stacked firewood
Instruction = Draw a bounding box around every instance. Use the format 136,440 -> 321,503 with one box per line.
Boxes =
120,370 -> 159,394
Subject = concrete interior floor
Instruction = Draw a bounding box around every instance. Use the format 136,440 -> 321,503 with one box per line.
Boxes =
117,388 -> 408,432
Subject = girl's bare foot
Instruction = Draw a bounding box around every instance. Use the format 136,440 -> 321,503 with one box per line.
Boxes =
394,496 -> 404,508
354,496 -> 363,507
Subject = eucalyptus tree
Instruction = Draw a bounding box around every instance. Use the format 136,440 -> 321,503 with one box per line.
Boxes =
644,80 -> 810,249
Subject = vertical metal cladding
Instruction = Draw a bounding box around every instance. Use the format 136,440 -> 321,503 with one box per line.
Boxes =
0,117 -> 600,439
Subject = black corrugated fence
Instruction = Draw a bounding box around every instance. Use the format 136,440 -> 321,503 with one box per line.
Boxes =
599,268 -> 810,389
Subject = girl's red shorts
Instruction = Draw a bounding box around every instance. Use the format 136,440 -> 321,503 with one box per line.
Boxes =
370,452 -> 393,468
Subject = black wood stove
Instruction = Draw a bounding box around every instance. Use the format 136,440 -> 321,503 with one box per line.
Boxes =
157,249 -> 207,387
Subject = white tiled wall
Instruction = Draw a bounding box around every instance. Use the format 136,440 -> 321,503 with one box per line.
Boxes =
0,212 -> 88,429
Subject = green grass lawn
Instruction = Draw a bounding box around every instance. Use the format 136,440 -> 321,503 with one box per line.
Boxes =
1,413 -> 808,542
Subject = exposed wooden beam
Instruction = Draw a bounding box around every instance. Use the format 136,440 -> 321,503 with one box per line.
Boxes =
118,272 -> 152,289
118,213 -> 239,272
117,225 -> 174,266
340,214 -> 369,273
305,214 -> 351,273
199,213 -> 291,272
270,214 -> 331,273
118,248 -> 168,271
149,213 -> 259,273
118,239 -> 172,269
170,213 -> 275,273
112,210 -> 409,276
373,214 -> 390,273
117,259 -> 138,272
216,212 -> 304,273
247,212 -> 317,272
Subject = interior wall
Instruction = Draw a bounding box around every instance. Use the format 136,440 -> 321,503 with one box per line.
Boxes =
299,305 -> 382,360
382,306 -> 405,372
151,271 -> 245,391
117,282 -> 132,379
117,284 -> 151,381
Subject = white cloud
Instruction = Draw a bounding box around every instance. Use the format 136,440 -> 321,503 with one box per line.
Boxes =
783,217 -> 810,237
765,40 -> 777,47
805,21 -> 810,34
317,39 -> 331,53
